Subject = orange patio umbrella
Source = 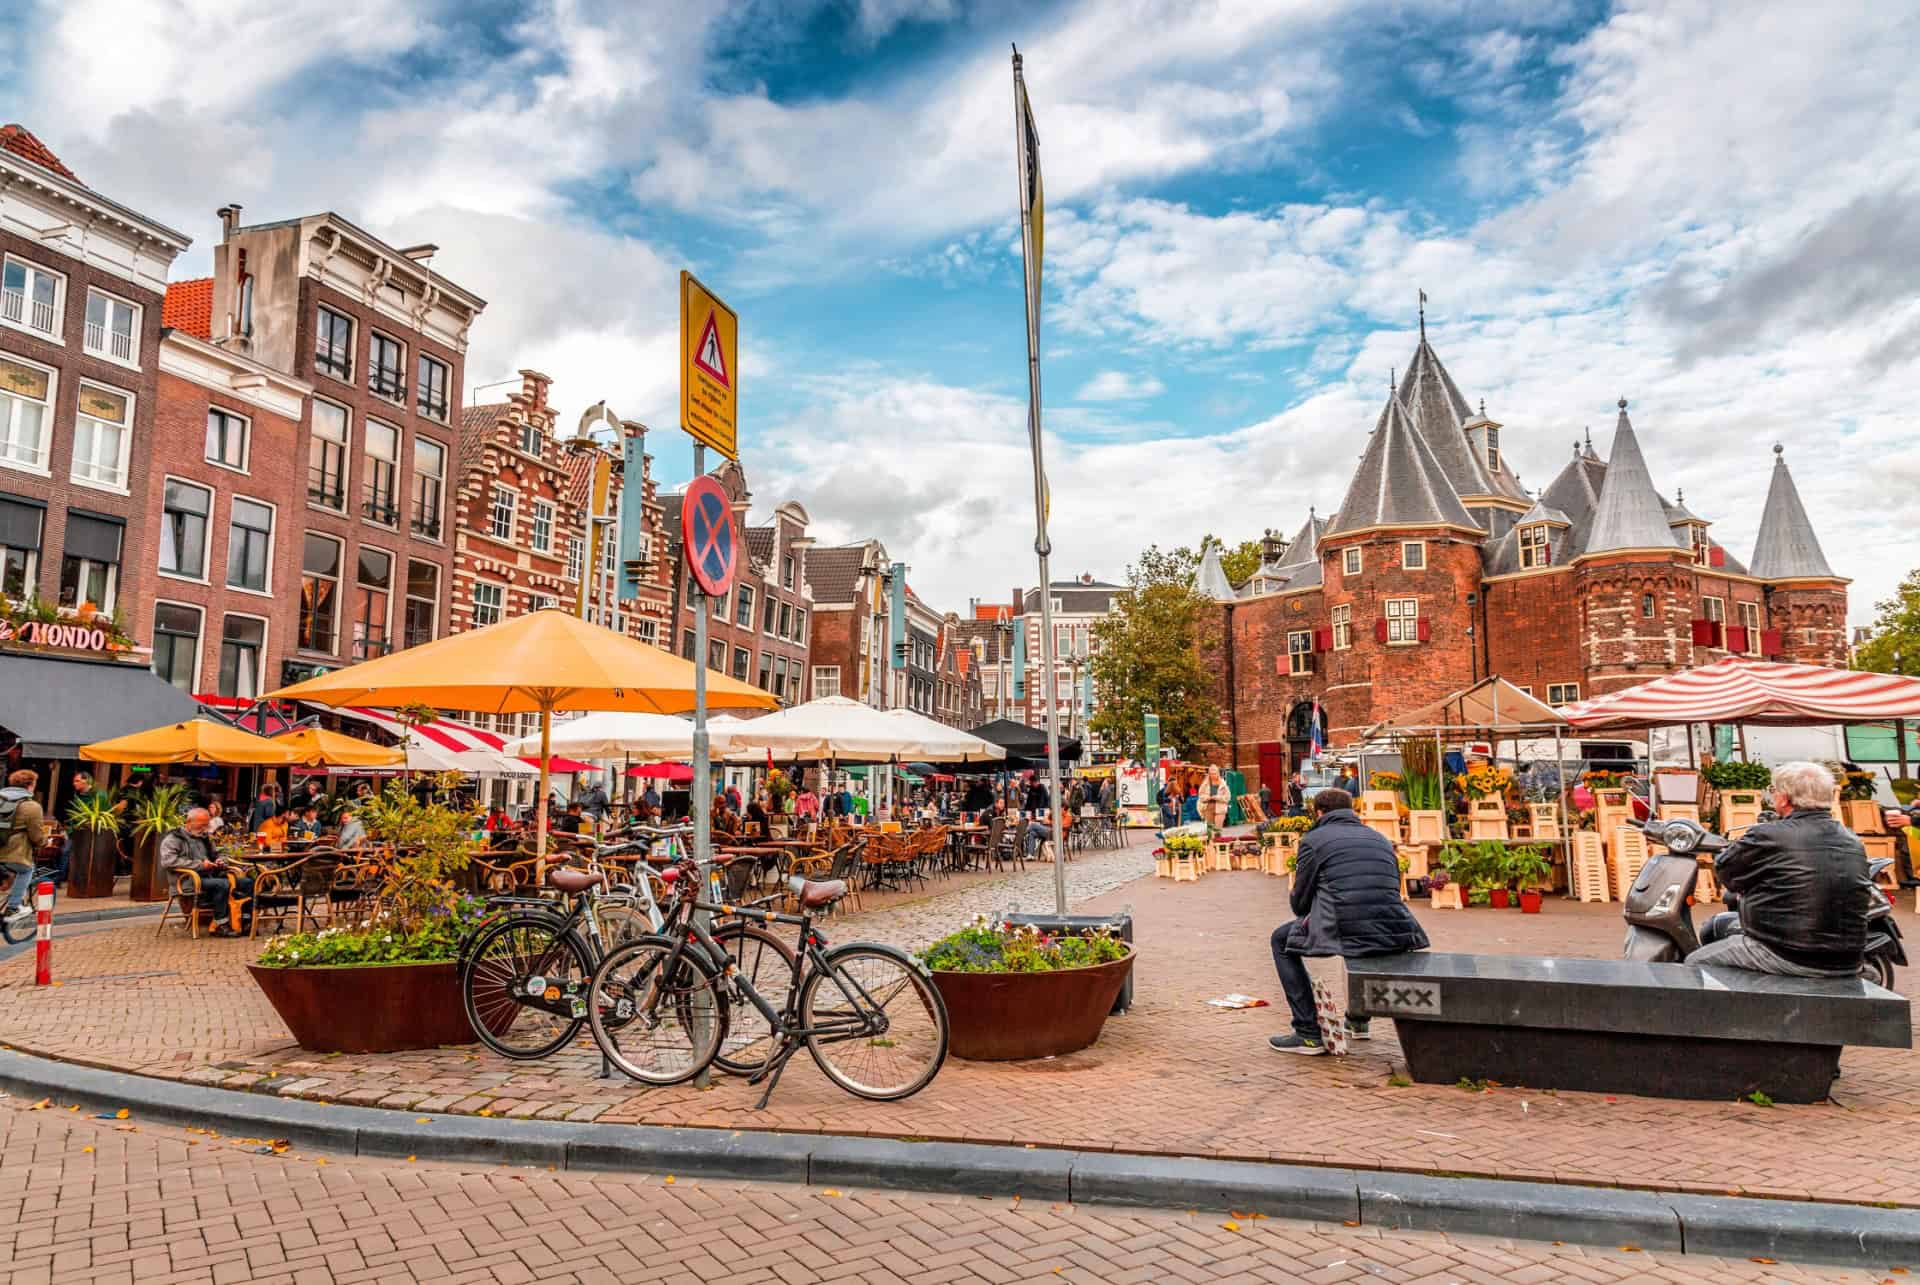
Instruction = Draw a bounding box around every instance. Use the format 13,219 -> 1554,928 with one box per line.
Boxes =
263,608 -> 777,867
81,719 -> 303,766
274,726 -> 406,769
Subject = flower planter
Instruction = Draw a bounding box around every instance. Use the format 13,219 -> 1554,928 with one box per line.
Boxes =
66,829 -> 120,899
932,950 -> 1134,1061
1519,890 -> 1544,914
129,832 -> 165,902
1489,888 -> 1510,909
248,961 -> 476,1053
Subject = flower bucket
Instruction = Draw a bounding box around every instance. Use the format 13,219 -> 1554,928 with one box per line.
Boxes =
1519,890 -> 1544,914
1489,888 -> 1510,909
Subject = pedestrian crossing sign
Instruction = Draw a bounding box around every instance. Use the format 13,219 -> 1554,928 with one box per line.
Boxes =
680,271 -> 738,459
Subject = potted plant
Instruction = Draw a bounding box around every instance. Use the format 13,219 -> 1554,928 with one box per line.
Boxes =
63,788 -> 122,899
919,916 -> 1133,1060
248,778 -> 489,1053
125,782 -> 188,903
1508,844 -> 1555,913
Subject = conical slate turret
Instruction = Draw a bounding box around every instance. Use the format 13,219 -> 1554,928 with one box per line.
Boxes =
1331,393 -> 1479,534
1195,543 -> 1236,600
1582,400 -> 1676,554
1750,444 -> 1837,579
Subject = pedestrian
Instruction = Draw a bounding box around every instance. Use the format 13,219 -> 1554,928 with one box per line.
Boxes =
1023,774 -> 1049,814
247,784 -> 280,834
1156,780 -> 1175,829
1287,772 -> 1306,817
1198,765 -> 1232,830
577,779 -> 610,823
1258,780 -> 1273,818
1,769 -> 47,934
1268,788 -> 1430,1055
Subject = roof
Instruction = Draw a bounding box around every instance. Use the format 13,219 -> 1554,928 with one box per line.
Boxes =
461,403 -> 504,466
161,278 -> 213,339
807,545 -> 874,604
746,526 -> 775,567
1195,544 -> 1235,600
1397,337 -> 1494,499
1750,445 -> 1838,580
1561,657 -> 1919,730
564,450 -> 595,508
1330,393 -> 1479,534
0,124 -> 79,183
1363,676 -> 1566,738
1518,497 -> 1571,527
1582,402 -> 1680,555
1246,511 -> 1328,592
949,619 -> 1006,663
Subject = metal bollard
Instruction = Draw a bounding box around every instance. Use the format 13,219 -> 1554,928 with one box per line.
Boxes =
33,881 -> 53,986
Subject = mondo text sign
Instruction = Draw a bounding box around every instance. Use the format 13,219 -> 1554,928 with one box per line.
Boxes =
679,271 -> 738,460
0,619 -> 113,653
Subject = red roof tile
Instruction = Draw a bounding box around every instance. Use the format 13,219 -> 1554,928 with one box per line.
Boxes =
0,125 -> 79,183
162,278 -> 214,340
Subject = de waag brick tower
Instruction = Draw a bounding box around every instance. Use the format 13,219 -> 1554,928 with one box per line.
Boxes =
1203,322 -> 1848,787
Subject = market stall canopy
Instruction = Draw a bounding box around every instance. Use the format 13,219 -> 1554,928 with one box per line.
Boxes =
273,726 -> 405,769
329,707 -> 538,778
883,708 -> 1006,763
81,718 -> 302,766
501,710 -> 735,760
1363,676 -> 1566,738
969,718 -> 1082,766
1559,657 -> 1920,731
718,695 -> 938,763
0,654 -> 200,757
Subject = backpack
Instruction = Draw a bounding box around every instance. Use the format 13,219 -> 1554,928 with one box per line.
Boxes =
0,787 -> 30,841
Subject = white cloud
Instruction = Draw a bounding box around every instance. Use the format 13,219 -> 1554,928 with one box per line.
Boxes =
1075,370 -> 1165,401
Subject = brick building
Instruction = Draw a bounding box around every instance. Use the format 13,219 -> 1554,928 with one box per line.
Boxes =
977,577 -> 1120,751
559,420 -> 674,648
1208,325 -> 1847,787
451,369 -> 573,633
0,125 -> 190,651
934,612 -> 987,729
807,540 -> 896,707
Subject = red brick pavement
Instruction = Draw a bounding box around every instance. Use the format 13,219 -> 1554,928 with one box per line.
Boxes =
0,851 -> 1915,1210
0,1097 -> 1883,1284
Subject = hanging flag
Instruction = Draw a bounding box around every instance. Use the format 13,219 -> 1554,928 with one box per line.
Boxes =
1309,698 -> 1325,760
1013,48 -> 1043,284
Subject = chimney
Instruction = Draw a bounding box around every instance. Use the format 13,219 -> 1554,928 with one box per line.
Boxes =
399,243 -> 439,265
517,368 -> 552,410
216,204 -> 243,241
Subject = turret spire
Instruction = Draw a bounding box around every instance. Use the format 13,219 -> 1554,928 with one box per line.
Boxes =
1749,444 -> 1837,580
1582,400 -> 1675,554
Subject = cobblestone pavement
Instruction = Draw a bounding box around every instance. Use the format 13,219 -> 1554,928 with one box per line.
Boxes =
0,842 -> 1915,1209
0,1097 -> 1884,1284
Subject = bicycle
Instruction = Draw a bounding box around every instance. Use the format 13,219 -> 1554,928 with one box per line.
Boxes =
586,856 -> 949,1108
0,864 -> 56,945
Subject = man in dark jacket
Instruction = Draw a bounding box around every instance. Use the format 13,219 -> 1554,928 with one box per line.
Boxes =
1689,761 -> 1871,977
1269,788 -> 1430,1054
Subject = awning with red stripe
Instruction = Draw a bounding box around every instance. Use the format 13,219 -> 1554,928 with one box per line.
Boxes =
452,723 -> 600,774
1558,658 -> 1920,731
331,707 -> 538,778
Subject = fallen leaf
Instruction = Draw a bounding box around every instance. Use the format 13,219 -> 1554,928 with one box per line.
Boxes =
416,1117 -> 432,1124
478,1109 -> 493,1117
407,1155 -> 416,1162
81,1146 -> 93,1153
1343,1220 -> 1360,1228
114,1108 -> 129,1120
821,1188 -> 840,1197
1619,1245 -> 1641,1253
664,1175 -> 676,1185
315,1158 -> 327,1166
1221,1221 -> 1240,1232
1751,1258 -> 1778,1266
27,1099 -> 48,1111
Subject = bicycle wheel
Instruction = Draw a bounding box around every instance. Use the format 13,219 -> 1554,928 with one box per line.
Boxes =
588,935 -> 728,1086
709,922 -> 798,1076
461,916 -> 593,1060
594,901 -> 655,953
800,944 -> 948,1101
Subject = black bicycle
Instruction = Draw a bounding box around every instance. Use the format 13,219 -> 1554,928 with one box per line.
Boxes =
586,858 -> 949,1106
0,864 -> 55,944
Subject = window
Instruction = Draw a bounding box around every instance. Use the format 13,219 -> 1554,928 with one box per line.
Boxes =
309,400 -> 349,509
314,306 -> 353,380
1548,683 -> 1580,705
783,555 -> 795,590
1702,595 -> 1725,623
83,289 -> 138,365
564,535 -> 582,582
404,560 -> 438,648
1343,547 -> 1361,577
813,665 -> 839,698
471,581 -> 504,628
779,602 -> 792,640
763,594 -> 776,634
712,586 -> 725,619
1739,601 -> 1762,654
0,496 -> 42,598
794,608 -> 807,644
758,650 -> 773,689
159,479 -> 211,580
368,332 -> 405,401
71,383 -> 132,489
1385,597 -> 1419,643
529,593 -> 556,613
409,436 -> 444,540
1401,541 -> 1426,571
298,533 -> 342,652
205,408 -> 249,471
599,526 -> 616,580
1331,603 -> 1352,650
1641,593 -> 1655,618
709,639 -> 724,671
226,497 -> 273,592
1,257 -> 62,338
1486,425 -> 1500,474
0,354 -> 54,471
634,619 -> 657,645
735,584 -> 754,626
682,630 -> 696,660
1691,526 -> 1710,565
361,420 -> 399,525
518,421 -> 544,457
59,513 -> 121,613
773,655 -> 789,700
218,615 -> 266,699
1287,630 -> 1313,675
416,354 -> 449,421
151,603 -> 202,693
530,499 -> 554,553
733,647 -> 750,681
489,485 -> 515,540
1519,524 -> 1551,569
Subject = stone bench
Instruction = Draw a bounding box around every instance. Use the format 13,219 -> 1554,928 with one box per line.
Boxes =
1346,951 -> 1912,1103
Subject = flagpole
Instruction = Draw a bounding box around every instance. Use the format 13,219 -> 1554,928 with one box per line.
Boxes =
1013,46 -> 1067,915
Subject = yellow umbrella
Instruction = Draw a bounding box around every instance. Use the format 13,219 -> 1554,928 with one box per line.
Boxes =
263,608 -> 777,868
274,726 -> 406,769
81,719 -> 303,766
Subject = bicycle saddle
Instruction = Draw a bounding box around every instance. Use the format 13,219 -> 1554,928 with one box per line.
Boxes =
786,875 -> 847,909
547,867 -> 606,894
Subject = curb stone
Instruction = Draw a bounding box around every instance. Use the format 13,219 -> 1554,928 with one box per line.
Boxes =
0,1048 -> 1912,1271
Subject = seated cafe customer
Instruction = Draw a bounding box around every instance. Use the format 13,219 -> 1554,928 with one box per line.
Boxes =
256,810 -> 288,849
161,807 -> 253,936
288,805 -> 322,842
552,801 -> 587,836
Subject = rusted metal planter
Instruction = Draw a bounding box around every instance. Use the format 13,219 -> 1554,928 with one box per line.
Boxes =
129,833 -> 164,902
932,950 -> 1134,1061
66,829 -> 120,899
247,961 -> 475,1053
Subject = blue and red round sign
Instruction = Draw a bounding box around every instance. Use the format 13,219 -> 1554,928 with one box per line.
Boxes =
683,475 -> 736,598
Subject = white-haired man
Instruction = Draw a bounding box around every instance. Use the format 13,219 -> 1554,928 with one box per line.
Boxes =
1688,761 -> 1873,977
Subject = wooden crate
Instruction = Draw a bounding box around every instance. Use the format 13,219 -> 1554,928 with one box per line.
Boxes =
1360,790 -> 1400,819
1721,791 -> 1764,836
1656,803 -> 1700,824
1593,789 -> 1631,839
1842,800 -> 1886,835
1407,810 -> 1447,844
1364,817 -> 1402,845
1611,826 -> 1650,901
1429,883 -> 1464,910
1525,803 -> 1562,840
1693,857 -> 1718,903
1568,831 -> 1610,903
1466,797 -> 1508,842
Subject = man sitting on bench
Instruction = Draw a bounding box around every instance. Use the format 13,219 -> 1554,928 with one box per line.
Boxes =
1689,761 -> 1872,979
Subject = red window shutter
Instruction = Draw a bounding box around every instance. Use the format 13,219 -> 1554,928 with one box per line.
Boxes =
1314,626 -> 1332,652
1709,545 -> 1726,568
1416,617 -> 1431,642
1760,629 -> 1783,656
1690,619 -> 1715,646
1275,654 -> 1287,676
1375,618 -> 1389,644
1724,624 -> 1748,653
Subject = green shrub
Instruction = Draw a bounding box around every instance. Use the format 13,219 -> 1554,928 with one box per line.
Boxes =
1703,760 -> 1772,790
920,917 -> 1129,974
255,897 -> 490,968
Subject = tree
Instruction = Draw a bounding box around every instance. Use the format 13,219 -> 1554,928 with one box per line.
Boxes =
1134,535 -> 1266,591
1212,537 -> 1265,589
1852,568 -> 1920,674
1088,549 -> 1225,761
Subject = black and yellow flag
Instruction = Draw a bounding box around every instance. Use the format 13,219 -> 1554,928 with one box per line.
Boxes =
1013,48 -> 1043,281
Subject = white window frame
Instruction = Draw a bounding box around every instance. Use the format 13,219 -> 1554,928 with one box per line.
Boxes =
150,599 -> 204,694
529,592 -> 557,613
518,421 -> 544,458
1343,546 -> 1362,577
82,286 -> 141,369
1519,523 -> 1550,570
298,532 -> 344,655
472,580 -> 506,628
0,255 -> 65,343
1401,540 -> 1426,571
70,380 -> 135,493
205,405 -> 250,474
0,350 -> 56,476
403,558 -> 439,649
1331,603 -> 1352,650
735,582 -> 755,627
225,494 -> 276,597
634,619 -> 658,646
1286,629 -> 1313,675
0,501 -> 40,603
1739,600 -> 1762,655
1486,425 -> 1500,474
1548,682 -> 1580,705
361,418 -> 400,528
410,434 -> 446,542
1385,597 -> 1419,644
564,534 -> 582,582
217,610 -> 270,701
158,475 -> 213,583
489,484 -> 516,541
309,398 -> 350,512
530,498 -> 555,553
1702,595 -> 1725,623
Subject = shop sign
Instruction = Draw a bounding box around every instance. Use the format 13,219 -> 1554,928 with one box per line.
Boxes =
0,618 -> 113,653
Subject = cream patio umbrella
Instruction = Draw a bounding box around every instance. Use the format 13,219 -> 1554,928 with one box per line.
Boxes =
717,695 -> 939,763
501,710 -> 738,760
883,708 -> 1008,763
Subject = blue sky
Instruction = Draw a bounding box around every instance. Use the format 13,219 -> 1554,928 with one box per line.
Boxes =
7,0 -> 1919,620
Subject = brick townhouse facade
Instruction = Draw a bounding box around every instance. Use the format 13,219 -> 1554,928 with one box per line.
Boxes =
972,577 -> 1118,749
1202,324 -> 1848,789
451,369 -> 574,633
807,540 -> 895,706
934,612 -> 986,729
0,126 -> 190,653
560,421 -> 674,649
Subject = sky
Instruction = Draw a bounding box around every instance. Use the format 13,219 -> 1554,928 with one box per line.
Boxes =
5,0 -> 1918,623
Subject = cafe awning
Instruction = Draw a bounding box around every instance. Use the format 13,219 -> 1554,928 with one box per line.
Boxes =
0,653 -> 200,757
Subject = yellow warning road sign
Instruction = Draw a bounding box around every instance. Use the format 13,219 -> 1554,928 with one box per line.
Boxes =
680,271 -> 738,459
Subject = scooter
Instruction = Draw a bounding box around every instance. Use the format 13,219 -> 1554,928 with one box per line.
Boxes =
1622,815 -> 1906,988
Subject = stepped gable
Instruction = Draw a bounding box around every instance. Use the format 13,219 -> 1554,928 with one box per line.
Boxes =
1330,393 -> 1479,536
1750,444 -> 1838,580
1398,335 -> 1495,499
1581,400 -> 1679,556
1195,544 -> 1236,600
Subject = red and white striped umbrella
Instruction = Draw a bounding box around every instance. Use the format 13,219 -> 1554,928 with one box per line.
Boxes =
1558,658 -> 1920,731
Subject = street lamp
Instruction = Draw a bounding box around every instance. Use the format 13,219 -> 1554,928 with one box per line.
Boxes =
996,614 -> 1012,721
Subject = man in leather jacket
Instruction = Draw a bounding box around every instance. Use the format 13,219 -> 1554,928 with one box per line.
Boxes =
1687,762 -> 1872,977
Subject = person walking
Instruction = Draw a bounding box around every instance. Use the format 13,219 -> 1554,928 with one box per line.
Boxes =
1199,765 -> 1232,829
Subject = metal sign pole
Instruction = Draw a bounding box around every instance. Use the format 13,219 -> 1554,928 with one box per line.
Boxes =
688,442 -> 715,1088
